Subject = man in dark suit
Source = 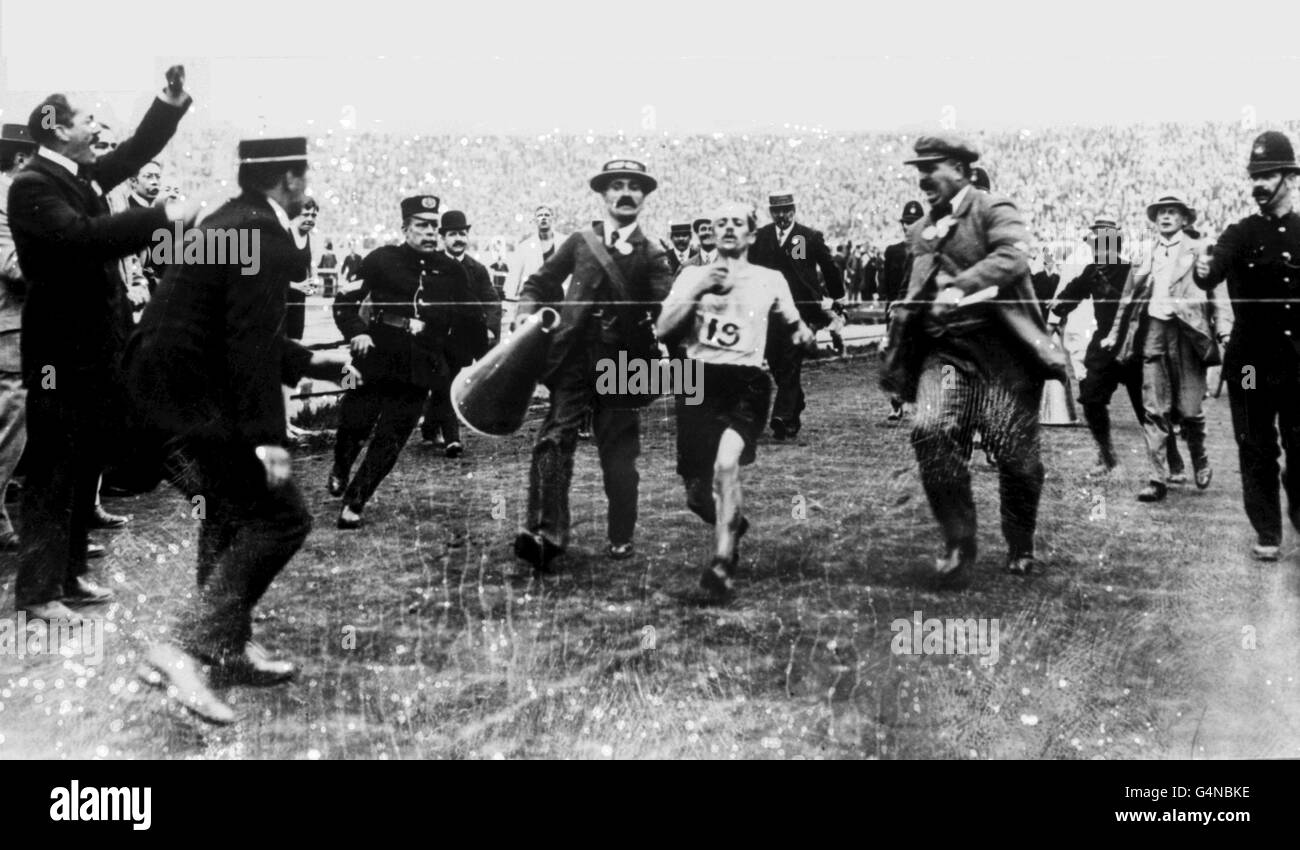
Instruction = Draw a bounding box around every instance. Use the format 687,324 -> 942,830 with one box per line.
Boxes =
331,195 -> 482,528
126,136 -> 351,724
340,240 -> 364,284
420,209 -> 501,456
513,159 -> 674,570
6,68 -> 196,620
664,222 -> 696,274
881,201 -> 924,421
748,191 -> 845,439
884,135 -> 1068,586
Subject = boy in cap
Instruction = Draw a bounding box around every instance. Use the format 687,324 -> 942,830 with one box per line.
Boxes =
1102,192 -> 1231,502
1193,130 -> 1300,560
657,202 -> 813,600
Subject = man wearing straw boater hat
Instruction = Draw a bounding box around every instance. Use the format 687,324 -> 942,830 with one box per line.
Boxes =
512,158 -> 674,571
1101,192 -> 1232,503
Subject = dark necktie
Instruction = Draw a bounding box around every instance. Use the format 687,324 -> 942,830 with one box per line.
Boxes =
609,229 -> 620,250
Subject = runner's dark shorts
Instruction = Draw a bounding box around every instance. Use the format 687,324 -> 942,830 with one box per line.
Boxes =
675,362 -> 772,479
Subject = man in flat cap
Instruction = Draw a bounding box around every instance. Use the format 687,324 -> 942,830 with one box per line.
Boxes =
513,158 -> 674,570
665,222 -> 697,274
419,209 -> 501,457
126,136 -> 352,723
749,191 -> 845,439
1102,192 -> 1231,502
885,135 -> 1067,586
7,67 -> 199,620
330,195 -> 481,527
1193,130 -> 1300,560
880,200 -> 925,422
0,123 -> 36,553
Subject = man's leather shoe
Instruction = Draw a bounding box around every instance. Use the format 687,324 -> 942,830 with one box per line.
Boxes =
21,600 -> 80,620
91,505 -> 130,529
63,576 -> 114,604
327,472 -> 346,498
1005,553 -> 1036,576
514,531 -> 563,573
1195,464 -> 1213,490
86,542 -> 106,559
770,418 -> 788,440
138,643 -> 235,725
699,554 -> 736,601
207,641 -> 297,687
933,541 -> 976,589
607,541 -> 634,560
337,505 -> 364,530
444,441 -> 464,459
1252,542 -> 1281,562
1137,481 -> 1167,502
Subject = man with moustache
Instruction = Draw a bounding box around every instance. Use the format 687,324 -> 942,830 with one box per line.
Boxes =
658,202 -> 812,600
7,68 -> 197,619
513,159 -> 674,570
749,192 -> 845,439
679,217 -> 719,271
126,136 -> 353,724
419,209 -> 500,457
1192,130 -> 1300,561
884,135 -> 1067,587
330,195 -> 479,528
1102,192 -> 1230,502
665,223 -> 696,274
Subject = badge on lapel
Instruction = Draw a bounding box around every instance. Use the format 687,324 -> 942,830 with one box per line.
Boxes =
614,241 -> 633,256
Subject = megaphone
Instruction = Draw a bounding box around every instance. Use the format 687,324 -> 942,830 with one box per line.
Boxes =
452,307 -> 561,436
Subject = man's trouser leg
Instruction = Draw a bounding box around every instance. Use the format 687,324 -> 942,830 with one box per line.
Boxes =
1171,329 -> 1210,472
526,353 -> 589,549
15,383 -> 101,609
767,324 -> 805,431
342,382 -> 427,510
0,372 -> 27,537
1229,351 -> 1300,547
333,382 -> 384,481
176,442 -> 312,660
911,356 -> 978,553
422,365 -> 461,444
593,399 -> 640,547
981,376 -> 1045,557
1079,352 -> 1124,467
1140,318 -> 1176,484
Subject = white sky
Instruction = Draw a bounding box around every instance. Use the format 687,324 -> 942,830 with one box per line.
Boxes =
2,0 -> 1297,133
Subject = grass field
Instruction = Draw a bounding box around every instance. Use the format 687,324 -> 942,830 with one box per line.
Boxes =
2,353 -> 1299,759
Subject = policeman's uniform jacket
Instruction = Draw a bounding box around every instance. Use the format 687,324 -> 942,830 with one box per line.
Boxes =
749,221 -> 845,328
125,192 -> 314,448
1194,210 -> 1300,364
517,222 -> 674,383
332,243 -> 482,387
882,188 -> 1068,401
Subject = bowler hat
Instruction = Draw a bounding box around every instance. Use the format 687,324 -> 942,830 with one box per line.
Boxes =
590,158 -> 658,193
439,210 -> 471,232
904,134 -> 980,166
1248,130 -> 1300,177
1146,192 -> 1196,224
401,195 -> 441,221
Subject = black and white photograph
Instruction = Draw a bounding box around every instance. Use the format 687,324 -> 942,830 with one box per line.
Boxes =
0,0 -> 1295,810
